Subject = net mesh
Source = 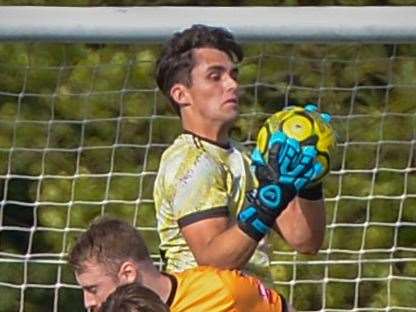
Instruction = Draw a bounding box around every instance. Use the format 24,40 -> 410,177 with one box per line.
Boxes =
0,42 -> 415,312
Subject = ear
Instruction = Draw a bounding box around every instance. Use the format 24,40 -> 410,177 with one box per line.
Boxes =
170,83 -> 191,107
117,260 -> 139,284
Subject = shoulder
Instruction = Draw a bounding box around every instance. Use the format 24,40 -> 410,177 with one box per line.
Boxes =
174,267 -> 232,300
173,267 -> 284,311
159,134 -> 226,183
176,266 -> 224,282
154,136 -> 229,215
177,267 -> 248,293
159,134 -> 200,164
161,134 -> 221,168
175,267 -> 269,301
217,269 -> 284,311
171,267 -> 233,310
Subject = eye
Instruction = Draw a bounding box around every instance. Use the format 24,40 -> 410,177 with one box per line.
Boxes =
230,69 -> 239,82
208,72 -> 221,81
85,285 -> 98,294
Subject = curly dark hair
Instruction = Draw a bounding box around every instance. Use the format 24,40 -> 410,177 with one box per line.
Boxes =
155,24 -> 243,115
99,283 -> 169,312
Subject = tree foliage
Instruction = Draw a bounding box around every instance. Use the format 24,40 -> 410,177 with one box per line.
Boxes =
1,3 -> 416,312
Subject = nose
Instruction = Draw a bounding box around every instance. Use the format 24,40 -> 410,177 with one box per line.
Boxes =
225,72 -> 238,91
84,291 -> 97,310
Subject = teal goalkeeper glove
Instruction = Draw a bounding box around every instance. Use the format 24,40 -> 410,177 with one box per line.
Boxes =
238,131 -> 323,241
298,103 -> 334,200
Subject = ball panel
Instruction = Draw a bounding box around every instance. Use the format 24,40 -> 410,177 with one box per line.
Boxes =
316,154 -> 330,181
255,105 -> 336,184
256,126 -> 270,156
281,114 -> 313,142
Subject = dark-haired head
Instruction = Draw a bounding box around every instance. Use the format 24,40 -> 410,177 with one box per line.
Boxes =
99,283 -> 170,312
155,24 -> 243,115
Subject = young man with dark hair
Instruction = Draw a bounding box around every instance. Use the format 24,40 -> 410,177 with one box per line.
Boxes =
69,216 -> 294,312
154,24 -> 326,276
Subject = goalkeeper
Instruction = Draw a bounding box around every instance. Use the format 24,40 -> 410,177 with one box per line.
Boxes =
154,24 -> 332,278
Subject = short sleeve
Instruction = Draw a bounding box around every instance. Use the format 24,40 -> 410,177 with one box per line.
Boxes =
170,153 -> 229,227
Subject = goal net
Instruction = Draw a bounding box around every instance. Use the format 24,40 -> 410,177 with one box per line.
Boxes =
0,6 -> 415,312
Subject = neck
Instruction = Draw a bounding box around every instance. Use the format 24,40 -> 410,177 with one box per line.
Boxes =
139,262 -> 172,303
182,120 -> 231,146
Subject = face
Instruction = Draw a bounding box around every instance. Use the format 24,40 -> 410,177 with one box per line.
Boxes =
75,260 -> 121,312
175,47 -> 240,129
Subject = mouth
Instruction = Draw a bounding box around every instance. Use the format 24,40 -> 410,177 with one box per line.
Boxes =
224,98 -> 238,106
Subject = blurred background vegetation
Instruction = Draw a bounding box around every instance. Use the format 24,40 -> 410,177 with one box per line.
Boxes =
0,1 -> 416,312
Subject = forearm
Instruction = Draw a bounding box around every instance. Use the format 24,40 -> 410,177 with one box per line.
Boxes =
190,223 -> 258,269
275,196 -> 326,254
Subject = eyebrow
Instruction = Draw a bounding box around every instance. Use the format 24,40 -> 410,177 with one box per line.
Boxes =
83,284 -> 97,291
207,65 -> 239,74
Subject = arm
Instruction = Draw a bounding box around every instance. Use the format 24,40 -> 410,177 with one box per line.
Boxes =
181,216 -> 258,269
251,129 -> 326,254
244,131 -> 324,250
167,151 -> 260,270
264,104 -> 334,255
172,132 -> 320,268
275,196 -> 325,254
178,162 -> 298,269
181,173 -> 307,269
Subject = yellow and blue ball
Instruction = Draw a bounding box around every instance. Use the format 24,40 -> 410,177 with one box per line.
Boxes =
255,104 -> 336,184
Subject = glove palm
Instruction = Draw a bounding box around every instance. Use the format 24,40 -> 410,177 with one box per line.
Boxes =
238,131 -> 322,241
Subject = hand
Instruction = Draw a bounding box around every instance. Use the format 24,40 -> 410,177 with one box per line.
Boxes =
298,103 -> 335,200
238,131 -> 321,241
303,103 -> 334,185
253,131 -> 324,191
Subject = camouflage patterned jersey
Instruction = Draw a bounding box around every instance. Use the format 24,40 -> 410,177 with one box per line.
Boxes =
154,132 -> 271,277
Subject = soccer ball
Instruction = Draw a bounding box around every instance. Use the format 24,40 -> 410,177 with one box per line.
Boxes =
255,104 -> 336,184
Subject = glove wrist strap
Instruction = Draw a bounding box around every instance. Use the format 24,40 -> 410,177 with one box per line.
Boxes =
238,184 -> 295,241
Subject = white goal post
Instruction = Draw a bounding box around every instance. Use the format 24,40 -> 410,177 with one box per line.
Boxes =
2,6 -> 416,43
0,6 -> 415,312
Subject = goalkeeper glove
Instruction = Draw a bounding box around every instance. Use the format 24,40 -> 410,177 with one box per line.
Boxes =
298,103 -> 333,200
238,131 -> 323,241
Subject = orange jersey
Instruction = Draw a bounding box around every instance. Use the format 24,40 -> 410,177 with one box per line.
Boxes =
165,266 -> 286,312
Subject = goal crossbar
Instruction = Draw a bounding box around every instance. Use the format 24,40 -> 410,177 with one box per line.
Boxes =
1,6 -> 416,312
1,6 -> 416,43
